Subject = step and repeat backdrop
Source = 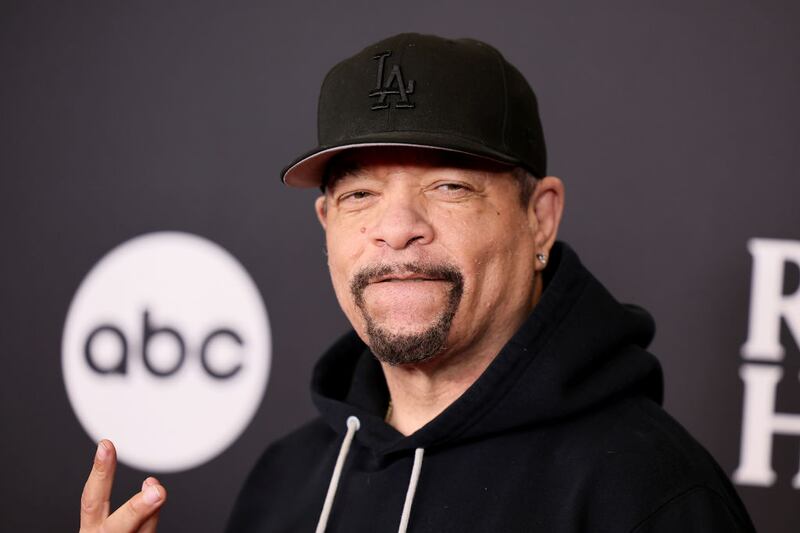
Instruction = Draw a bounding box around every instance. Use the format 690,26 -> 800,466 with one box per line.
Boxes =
1,1 -> 798,531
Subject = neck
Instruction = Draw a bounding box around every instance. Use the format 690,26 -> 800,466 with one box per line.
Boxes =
382,275 -> 543,435
381,350 -> 488,435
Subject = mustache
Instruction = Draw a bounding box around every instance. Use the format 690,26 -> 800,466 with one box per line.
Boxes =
350,262 -> 464,304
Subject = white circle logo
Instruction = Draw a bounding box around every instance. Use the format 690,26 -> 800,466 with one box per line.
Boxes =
62,231 -> 271,473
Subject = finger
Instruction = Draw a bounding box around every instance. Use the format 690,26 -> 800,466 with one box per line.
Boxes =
80,439 -> 117,527
138,509 -> 160,533
138,478 -> 161,533
104,481 -> 166,531
141,476 -> 160,492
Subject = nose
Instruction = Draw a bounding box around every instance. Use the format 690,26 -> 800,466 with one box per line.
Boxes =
368,192 -> 434,250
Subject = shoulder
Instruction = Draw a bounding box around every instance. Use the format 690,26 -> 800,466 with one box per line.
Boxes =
627,485 -> 755,532
591,398 -> 726,486
568,397 -> 754,531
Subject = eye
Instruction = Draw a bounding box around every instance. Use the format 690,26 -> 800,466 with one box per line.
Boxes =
437,183 -> 467,192
431,181 -> 473,198
337,190 -> 374,204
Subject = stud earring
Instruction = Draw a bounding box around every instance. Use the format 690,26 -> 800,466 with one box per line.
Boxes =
536,253 -> 547,265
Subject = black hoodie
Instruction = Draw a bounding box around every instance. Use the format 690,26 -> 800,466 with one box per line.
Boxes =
225,242 -> 755,532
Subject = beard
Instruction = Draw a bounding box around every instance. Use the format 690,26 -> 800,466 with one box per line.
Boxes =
350,262 -> 464,366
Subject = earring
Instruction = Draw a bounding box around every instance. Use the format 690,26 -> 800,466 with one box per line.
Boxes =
536,253 -> 547,265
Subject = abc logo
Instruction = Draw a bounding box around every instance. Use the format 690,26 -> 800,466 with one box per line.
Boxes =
84,311 -> 246,380
62,232 -> 271,473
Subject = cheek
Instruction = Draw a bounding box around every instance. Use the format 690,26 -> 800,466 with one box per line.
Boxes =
451,219 -> 534,303
464,243 -> 512,297
325,227 -> 365,309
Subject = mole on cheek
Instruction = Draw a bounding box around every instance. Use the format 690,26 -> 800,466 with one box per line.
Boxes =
360,227 -> 366,233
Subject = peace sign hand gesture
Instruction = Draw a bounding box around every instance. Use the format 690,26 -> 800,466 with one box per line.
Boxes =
79,440 -> 167,533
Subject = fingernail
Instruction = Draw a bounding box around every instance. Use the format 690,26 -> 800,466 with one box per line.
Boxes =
143,485 -> 162,505
142,477 -> 156,491
96,441 -> 108,461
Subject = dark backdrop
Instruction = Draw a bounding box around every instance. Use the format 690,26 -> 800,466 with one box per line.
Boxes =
1,1 -> 798,531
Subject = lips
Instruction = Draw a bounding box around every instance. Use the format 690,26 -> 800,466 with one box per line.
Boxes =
372,274 -> 445,283
363,275 -> 451,311
350,262 -> 465,309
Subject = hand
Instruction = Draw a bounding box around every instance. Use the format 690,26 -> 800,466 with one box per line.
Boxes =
79,440 -> 167,533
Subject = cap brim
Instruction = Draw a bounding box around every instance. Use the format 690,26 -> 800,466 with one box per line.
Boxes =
281,131 -> 523,188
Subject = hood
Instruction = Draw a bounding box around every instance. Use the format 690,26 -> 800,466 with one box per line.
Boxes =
311,241 -> 662,457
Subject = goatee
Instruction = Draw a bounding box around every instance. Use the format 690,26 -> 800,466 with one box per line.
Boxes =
350,262 -> 464,365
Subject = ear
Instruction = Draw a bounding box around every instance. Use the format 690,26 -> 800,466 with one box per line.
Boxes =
527,176 -> 565,270
314,195 -> 328,230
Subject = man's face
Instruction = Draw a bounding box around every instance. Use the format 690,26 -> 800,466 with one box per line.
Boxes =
315,147 -> 545,366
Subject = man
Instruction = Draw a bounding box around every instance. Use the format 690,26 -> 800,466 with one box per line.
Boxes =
78,33 -> 756,532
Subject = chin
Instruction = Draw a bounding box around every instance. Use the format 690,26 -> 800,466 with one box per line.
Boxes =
364,300 -> 445,327
376,320 -> 438,337
362,310 -> 457,366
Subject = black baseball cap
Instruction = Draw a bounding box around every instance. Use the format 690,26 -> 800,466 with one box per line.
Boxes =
281,33 -> 547,188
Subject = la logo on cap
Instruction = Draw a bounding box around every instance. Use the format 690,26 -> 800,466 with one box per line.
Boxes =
369,51 -> 415,110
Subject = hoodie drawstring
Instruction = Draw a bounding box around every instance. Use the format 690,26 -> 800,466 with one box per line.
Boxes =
397,447 -> 425,533
316,416 -> 360,533
315,416 -> 426,533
